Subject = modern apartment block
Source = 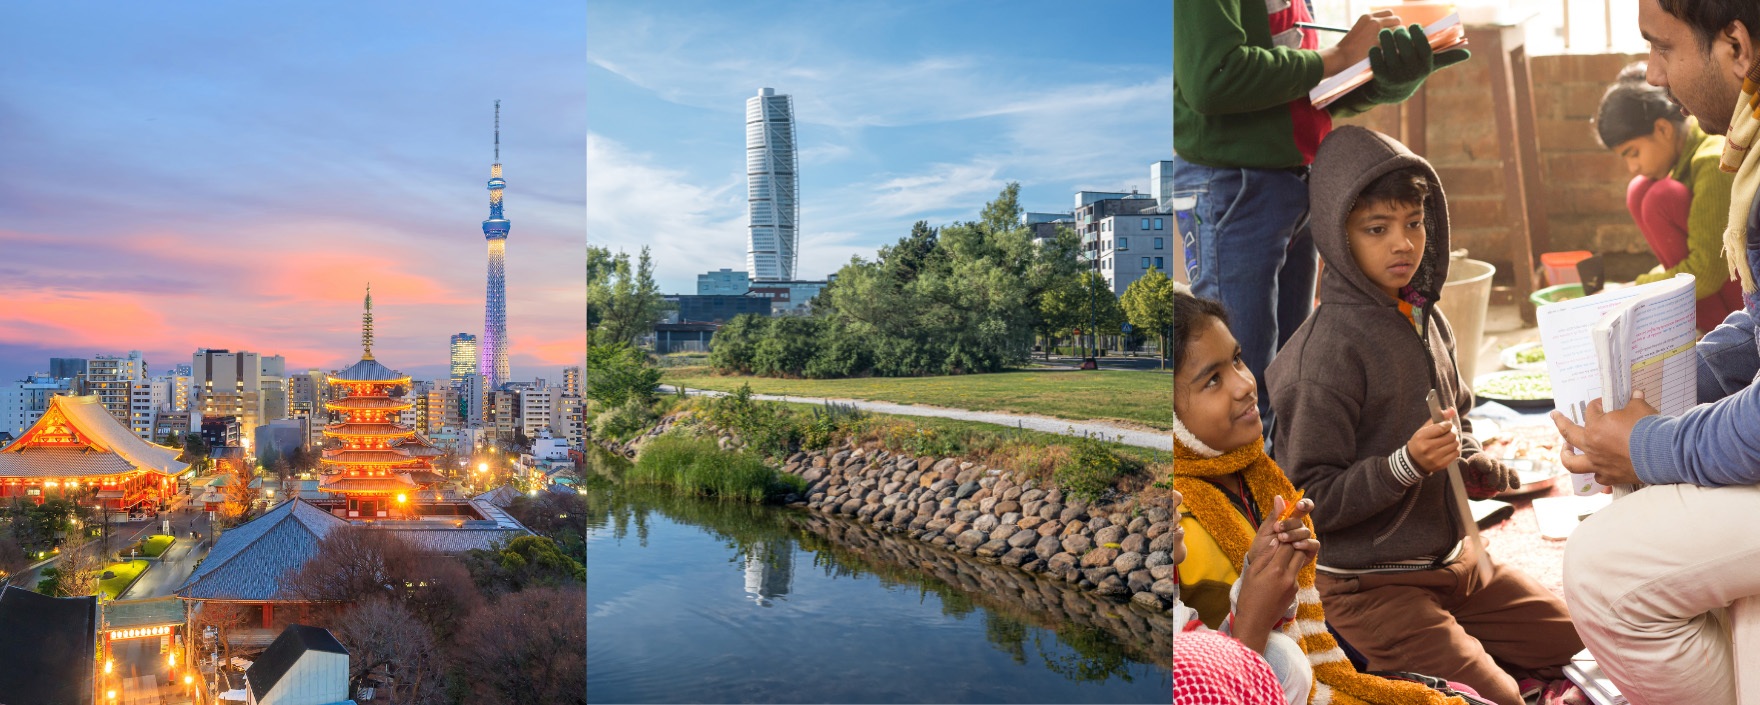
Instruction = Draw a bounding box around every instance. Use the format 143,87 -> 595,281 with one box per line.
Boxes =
517,387 -> 553,440
192,349 -> 264,442
84,351 -> 146,431
1,374 -> 71,439
746,87 -> 799,282
561,366 -> 581,398
697,268 -> 753,296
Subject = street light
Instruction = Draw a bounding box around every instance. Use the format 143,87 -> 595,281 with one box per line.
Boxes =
396,494 -> 407,504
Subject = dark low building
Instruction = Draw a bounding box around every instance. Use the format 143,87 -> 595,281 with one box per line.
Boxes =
663,294 -> 772,324
653,323 -> 720,354
0,585 -> 98,705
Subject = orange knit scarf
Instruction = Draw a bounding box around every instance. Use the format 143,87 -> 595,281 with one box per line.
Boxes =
1175,436 -> 1464,705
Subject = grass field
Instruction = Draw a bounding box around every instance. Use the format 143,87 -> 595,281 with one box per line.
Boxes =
99,559 -> 149,599
664,368 -> 1171,430
140,534 -> 175,557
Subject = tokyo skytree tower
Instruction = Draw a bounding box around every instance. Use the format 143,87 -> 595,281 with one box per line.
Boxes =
480,100 -> 511,393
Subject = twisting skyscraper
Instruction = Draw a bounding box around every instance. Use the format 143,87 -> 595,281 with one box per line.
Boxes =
745,87 -> 798,281
481,100 -> 510,395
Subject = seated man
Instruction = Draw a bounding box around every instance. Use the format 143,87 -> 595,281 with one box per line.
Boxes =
1554,2 -> 1760,703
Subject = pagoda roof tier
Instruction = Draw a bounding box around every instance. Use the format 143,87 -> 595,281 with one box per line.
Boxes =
0,396 -> 189,478
406,470 -> 449,485
329,357 -> 408,384
321,449 -> 419,466
317,475 -> 416,494
325,397 -> 413,412
322,424 -> 415,439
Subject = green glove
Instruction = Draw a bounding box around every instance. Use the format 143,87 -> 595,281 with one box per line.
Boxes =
1362,24 -> 1471,106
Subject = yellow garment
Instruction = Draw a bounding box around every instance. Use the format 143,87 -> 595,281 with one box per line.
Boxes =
1174,435 -> 1465,705
1177,509 -> 1246,629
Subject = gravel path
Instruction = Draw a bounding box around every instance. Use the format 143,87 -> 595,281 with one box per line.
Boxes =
661,385 -> 1171,451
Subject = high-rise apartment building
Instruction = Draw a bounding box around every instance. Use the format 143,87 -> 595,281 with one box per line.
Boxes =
85,351 -> 146,429
192,349 -> 264,442
746,87 -> 799,281
562,366 -> 581,398
450,333 -> 478,382
260,355 -> 288,424
2,374 -> 71,438
553,394 -> 584,450
481,102 -> 512,393
130,381 -> 156,440
517,387 -> 553,440
491,390 -> 516,442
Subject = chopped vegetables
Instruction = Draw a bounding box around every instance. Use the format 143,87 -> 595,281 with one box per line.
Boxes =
1513,346 -> 1545,365
1475,371 -> 1552,400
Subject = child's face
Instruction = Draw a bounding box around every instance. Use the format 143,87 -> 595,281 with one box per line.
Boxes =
1346,198 -> 1427,300
1613,119 -> 1679,181
1173,317 -> 1261,454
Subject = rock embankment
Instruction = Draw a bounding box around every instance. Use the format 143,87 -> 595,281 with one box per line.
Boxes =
605,414 -> 1179,611
786,444 -> 1177,611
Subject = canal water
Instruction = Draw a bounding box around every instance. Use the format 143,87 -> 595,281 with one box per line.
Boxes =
585,453 -> 1173,704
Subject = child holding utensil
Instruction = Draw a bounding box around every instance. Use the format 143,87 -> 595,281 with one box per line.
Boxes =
1264,126 -> 1580,705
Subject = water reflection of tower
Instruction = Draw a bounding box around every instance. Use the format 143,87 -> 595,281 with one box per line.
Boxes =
742,540 -> 794,606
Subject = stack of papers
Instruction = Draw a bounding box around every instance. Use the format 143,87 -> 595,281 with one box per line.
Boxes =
1564,651 -> 1628,705
1310,13 -> 1469,109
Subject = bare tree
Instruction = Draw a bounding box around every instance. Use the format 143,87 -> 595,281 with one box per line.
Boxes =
39,531 -> 101,597
188,601 -> 253,666
332,599 -> 444,704
0,536 -> 27,585
219,465 -> 256,527
451,587 -> 586,705
280,526 -> 480,636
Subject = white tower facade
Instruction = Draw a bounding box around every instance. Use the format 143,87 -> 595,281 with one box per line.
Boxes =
745,87 -> 798,282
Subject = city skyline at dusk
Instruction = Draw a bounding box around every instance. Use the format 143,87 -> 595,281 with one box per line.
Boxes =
2,2 -> 586,384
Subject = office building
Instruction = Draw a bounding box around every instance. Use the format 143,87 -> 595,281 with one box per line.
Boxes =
2,374 -> 72,438
746,87 -> 799,281
561,366 -> 580,398
84,351 -> 147,430
698,268 -> 753,296
193,349 -> 265,440
450,333 -> 478,383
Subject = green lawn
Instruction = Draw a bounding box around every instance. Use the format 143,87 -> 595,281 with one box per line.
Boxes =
99,560 -> 149,600
138,534 -> 175,557
774,403 -> 1172,468
663,369 -> 1171,431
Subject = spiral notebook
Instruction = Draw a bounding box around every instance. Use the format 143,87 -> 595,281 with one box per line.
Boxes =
1309,13 -> 1468,109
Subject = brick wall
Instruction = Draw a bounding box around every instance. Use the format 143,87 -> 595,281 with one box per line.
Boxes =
1338,51 -> 1650,282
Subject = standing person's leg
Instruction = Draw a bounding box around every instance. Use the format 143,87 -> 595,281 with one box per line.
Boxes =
1316,570 -> 1527,705
1564,483 -> 1760,705
1628,175 -> 1693,269
1443,541 -> 1582,682
1173,158 -> 1308,431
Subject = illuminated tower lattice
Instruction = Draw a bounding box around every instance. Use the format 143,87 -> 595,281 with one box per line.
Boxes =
317,287 -> 444,518
481,100 -> 511,397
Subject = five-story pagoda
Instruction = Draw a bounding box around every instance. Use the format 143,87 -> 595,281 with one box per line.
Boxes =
317,287 -> 430,519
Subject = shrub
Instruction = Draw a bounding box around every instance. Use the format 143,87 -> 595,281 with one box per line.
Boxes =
630,435 -> 806,503
1055,434 -> 1135,503
587,342 -> 662,408
799,401 -> 867,450
708,315 -> 770,374
701,385 -> 800,459
751,316 -> 823,377
592,398 -> 656,442
804,322 -> 873,379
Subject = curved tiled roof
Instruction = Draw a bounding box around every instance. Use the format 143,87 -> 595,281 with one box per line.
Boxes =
328,358 -> 406,383
0,396 -> 188,478
317,475 -> 416,493
176,499 -> 347,601
321,424 -> 412,439
325,397 -> 412,411
321,449 -> 416,465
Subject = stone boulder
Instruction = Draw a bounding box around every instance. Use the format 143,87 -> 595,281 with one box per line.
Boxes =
1113,551 -> 1145,574
1080,547 -> 1120,568
1093,575 -> 1130,597
955,530 -> 988,551
1046,552 -> 1078,575
1034,535 -> 1064,560
972,514 -> 1000,534
976,539 -> 1010,558
1119,533 -> 1148,555
1094,525 -> 1126,547
1144,551 -> 1173,569
1061,535 -> 1093,556
1132,592 -> 1165,610
1007,529 -> 1039,549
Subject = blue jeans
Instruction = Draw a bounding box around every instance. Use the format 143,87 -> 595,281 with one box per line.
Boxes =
1173,157 -> 1317,440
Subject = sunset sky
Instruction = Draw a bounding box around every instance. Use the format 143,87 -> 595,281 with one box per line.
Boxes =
587,0 -> 1173,294
2,3 -> 585,384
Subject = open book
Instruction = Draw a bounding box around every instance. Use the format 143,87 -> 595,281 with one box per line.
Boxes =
1535,274 -> 1697,495
1309,13 -> 1468,109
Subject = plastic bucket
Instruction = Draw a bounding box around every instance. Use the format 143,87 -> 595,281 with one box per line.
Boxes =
1540,251 -> 1593,286
1529,283 -> 1584,308
1438,257 -> 1496,382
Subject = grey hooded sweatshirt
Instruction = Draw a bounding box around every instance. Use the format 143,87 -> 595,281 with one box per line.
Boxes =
1266,126 -> 1501,571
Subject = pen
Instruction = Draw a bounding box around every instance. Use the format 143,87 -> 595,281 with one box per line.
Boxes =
1278,489 -> 1305,522
1296,22 -> 1352,33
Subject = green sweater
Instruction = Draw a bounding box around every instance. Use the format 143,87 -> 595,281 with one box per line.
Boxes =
1635,120 -> 1736,299
1174,0 -> 1381,169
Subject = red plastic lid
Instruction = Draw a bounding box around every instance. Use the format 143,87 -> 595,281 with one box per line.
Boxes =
1540,250 -> 1593,267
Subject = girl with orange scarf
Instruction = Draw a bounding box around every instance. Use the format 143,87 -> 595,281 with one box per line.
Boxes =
1173,283 -> 1480,705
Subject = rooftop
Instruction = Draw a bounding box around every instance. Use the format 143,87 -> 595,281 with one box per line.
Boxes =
177,499 -> 347,601
0,395 -> 188,478
0,585 -> 97,705
247,624 -> 348,702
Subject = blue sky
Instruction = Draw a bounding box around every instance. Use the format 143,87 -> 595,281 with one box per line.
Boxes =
0,2 -> 585,384
587,0 -> 1173,294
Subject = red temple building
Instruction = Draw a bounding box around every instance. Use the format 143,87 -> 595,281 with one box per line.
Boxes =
317,287 -> 446,519
0,394 -> 188,511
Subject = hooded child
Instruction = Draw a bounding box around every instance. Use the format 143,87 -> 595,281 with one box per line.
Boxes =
1173,283 -> 1475,705
1265,126 -> 1582,705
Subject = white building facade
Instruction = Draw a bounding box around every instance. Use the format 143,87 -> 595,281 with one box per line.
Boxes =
746,88 -> 799,282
